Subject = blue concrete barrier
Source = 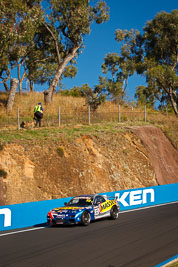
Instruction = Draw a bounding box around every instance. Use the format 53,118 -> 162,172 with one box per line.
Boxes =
0,197 -> 71,231
0,183 -> 178,231
103,183 -> 178,211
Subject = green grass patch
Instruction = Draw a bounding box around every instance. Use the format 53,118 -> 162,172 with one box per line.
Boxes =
56,147 -> 64,157
0,169 -> 7,178
0,121 -> 177,148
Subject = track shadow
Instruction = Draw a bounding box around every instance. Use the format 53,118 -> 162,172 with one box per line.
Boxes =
33,217 -> 111,229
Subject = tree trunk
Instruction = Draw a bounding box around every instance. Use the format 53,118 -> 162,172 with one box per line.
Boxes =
170,96 -> 178,115
29,79 -> 34,92
2,65 -> 12,92
19,80 -> 22,95
44,46 -> 79,104
18,63 -> 22,95
169,87 -> 178,116
18,63 -> 26,95
6,78 -> 19,112
3,81 -> 9,92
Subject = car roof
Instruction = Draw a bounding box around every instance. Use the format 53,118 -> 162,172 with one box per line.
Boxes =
74,194 -> 98,198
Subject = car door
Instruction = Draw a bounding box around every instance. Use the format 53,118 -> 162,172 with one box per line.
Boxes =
93,195 -> 106,219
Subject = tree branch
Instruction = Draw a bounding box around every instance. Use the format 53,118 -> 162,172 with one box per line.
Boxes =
43,23 -> 61,64
33,57 -> 51,64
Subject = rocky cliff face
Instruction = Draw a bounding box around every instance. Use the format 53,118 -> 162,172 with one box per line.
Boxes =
0,126 -> 177,205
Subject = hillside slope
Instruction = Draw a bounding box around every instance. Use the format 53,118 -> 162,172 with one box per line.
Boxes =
0,126 -> 177,205
131,126 -> 178,185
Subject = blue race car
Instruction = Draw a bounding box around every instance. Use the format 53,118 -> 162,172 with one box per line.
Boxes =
47,194 -> 120,226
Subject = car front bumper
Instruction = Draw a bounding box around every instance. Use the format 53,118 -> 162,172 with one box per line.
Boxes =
47,216 -> 80,225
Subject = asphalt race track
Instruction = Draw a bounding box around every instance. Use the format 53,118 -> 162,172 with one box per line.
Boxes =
0,202 -> 178,267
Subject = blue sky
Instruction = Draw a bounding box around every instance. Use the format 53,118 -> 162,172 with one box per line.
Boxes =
61,0 -> 177,101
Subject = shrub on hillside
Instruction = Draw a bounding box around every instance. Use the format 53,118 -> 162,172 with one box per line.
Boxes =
0,169 -> 7,178
60,88 -> 82,97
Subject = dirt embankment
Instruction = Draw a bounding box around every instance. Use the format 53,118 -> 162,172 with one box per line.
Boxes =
0,126 -> 177,205
131,126 -> 178,185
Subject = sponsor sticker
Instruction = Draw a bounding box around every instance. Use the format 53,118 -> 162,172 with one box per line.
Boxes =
0,208 -> 11,227
99,200 -> 116,213
115,189 -> 155,207
56,215 -> 65,218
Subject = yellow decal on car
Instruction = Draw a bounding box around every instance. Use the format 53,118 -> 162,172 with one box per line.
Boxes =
99,200 -> 116,213
86,199 -> 92,203
54,207 -> 84,211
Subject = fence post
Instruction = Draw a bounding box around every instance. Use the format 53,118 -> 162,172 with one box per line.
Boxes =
88,105 -> 91,125
58,105 -> 61,127
17,107 -> 20,130
144,105 -> 147,122
118,104 -> 121,122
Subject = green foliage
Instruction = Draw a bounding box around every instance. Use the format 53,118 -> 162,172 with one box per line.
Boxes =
0,0 -> 109,96
98,30 -> 138,103
63,65 -> 78,79
135,85 -> 155,107
60,87 -> 82,97
111,11 -> 178,115
0,168 -> 7,178
56,147 -> 64,157
95,76 -> 125,104
137,10 -> 178,115
33,0 -> 109,95
0,0 -> 43,92
143,10 -> 178,64
80,84 -> 106,111
60,84 -> 106,110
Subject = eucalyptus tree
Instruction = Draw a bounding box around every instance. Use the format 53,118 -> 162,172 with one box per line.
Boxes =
15,1 -> 43,94
0,0 -> 43,93
101,53 -> 126,102
135,85 -> 155,108
127,10 -> 178,115
0,0 -> 18,91
142,10 -> 178,115
98,30 -> 137,103
80,83 -> 106,111
0,0 -> 109,100
37,0 -> 109,103
107,10 -> 178,114
135,81 -> 172,110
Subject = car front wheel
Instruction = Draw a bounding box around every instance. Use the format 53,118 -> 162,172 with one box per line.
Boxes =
81,211 -> 91,226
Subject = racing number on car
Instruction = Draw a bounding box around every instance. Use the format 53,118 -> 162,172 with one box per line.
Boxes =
94,207 -> 100,215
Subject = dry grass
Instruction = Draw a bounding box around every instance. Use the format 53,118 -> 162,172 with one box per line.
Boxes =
0,91 -> 177,148
0,92 -> 144,117
0,92 -> 86,117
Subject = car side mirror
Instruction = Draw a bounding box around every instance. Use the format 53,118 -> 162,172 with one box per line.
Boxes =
64,202 -> 67,206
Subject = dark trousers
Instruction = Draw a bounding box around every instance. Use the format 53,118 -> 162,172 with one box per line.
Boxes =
34,112 -> 43,127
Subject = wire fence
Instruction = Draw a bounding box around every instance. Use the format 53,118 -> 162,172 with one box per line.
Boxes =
0,105 -> 173,129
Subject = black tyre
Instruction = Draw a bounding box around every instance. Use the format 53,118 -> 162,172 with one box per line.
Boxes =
110,205 -> 119,220
81,211 -> 91,226
48,221 -> 54,227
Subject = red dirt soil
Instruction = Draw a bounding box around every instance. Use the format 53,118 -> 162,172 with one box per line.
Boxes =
131,126 -> 178,185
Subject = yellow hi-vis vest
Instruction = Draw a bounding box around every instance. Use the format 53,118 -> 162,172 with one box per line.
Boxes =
34,105 -> 43,113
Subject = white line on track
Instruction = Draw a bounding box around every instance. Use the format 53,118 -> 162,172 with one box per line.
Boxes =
119,200 -> 178,214
0,227 -> 45,237
0,201 -> 177,237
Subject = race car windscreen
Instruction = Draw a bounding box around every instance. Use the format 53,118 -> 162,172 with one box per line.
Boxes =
67,197 -> 93,207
